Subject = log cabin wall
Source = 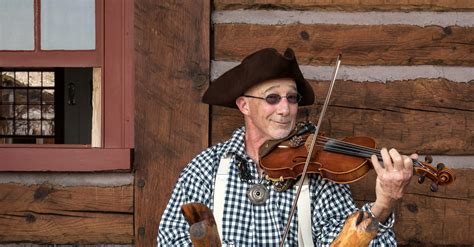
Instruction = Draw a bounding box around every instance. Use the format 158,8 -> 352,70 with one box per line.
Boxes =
212,0 -> 473,246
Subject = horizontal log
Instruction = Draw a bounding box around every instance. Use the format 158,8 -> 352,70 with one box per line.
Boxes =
214,0 -> 474,11
350,168 -> 473,245
214,24 -> 474,66
0,183 -> 133,244
211,79 -> 474,155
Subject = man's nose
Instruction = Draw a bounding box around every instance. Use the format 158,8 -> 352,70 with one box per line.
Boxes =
275,98 -> 291,115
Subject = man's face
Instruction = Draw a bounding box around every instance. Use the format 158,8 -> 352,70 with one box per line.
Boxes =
239,78 -> 299,140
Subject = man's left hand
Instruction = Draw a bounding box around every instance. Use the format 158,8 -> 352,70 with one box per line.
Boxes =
370,148 -> 417,222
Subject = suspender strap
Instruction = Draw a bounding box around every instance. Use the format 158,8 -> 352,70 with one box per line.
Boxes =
296,176 -> 314,247
213,154 -> 232,241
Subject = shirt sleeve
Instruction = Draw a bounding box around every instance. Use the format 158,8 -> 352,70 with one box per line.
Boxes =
157,150 -> 216,246
310,176 -> 396,246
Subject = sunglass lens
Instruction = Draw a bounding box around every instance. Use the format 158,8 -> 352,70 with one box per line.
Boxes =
265,94 -> 281,105
286,93 -> 301,104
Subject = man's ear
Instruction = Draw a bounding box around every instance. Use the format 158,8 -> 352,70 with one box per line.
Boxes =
236,96 -> 250,115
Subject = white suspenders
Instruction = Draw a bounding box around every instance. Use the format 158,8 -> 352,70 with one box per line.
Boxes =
213,155 -> 232,241
213,155 -> 314,246
296,177 -> 314,247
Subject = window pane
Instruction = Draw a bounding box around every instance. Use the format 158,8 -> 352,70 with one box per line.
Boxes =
2,72 -> 15,87
0,120 -> 13,135
0,0 -> 34,50
15,90 -> 28,104
1,105 -> 14,119
43,72 -> 55,87
29,72 -> 42,87
15,105 -> 28,119
42,104 -> 54,119
28,105 -> 41,120
42,120 -> 54,135
15,72 -> 28,87
1,89 -> 14,103
29,89 -> 42,104
42,89 -> 54,104
29,120 -> 41,135
41,0 -> 96,50
15,120 -> 28,135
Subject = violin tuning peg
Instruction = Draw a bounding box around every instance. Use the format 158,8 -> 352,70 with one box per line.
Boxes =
425,155 -> 433,164
430,183 -> 439,192
418,175 -> 426,184
436,163 -> 445,171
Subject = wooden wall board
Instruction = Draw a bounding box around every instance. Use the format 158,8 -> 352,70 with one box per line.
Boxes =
211,79 -> 474,155
350,168 -> 473,245
0,183 -> 133,244
214,0 -> 474,11
134,0 -> 210,246
214,24 -> 474,66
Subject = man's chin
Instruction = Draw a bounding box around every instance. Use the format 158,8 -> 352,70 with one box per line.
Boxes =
269,129 -> 292,140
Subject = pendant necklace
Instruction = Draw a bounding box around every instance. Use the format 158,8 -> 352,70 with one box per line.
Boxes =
247,183 -> 269,205
236,155 -> 270,205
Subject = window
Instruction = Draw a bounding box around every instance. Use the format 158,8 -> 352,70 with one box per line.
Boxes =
1,69 -> 95,145
1,70 -> 57,144
0,0 -> 134,171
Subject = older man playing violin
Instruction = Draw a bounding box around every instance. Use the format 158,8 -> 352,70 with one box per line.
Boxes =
157,48 -> 416,246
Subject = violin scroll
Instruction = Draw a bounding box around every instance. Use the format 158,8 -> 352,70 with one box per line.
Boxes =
414,155 -> 456,192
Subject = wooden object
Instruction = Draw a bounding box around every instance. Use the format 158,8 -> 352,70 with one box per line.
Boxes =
92,68 -> 102,148
134,0 -> 210,246
0,183 -> 133,243
182,203 -> 222,247
215,24 -> 474,66
214,0 -> 474,11
330,211 -> 379,247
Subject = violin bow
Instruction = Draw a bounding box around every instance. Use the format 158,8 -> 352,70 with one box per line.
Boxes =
279,54 -> 342,246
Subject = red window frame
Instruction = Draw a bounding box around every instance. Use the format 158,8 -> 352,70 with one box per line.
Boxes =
0,0 -> 134,171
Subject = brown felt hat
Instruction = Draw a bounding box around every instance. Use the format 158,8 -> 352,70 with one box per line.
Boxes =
202,48 -> 315,108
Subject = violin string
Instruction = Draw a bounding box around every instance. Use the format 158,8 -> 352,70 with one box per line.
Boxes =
313,136 -> 425,168
315,136 -> 378,153
315,136 -> 381,157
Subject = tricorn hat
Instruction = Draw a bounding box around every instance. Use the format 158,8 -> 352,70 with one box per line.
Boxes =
202,48 -> 315,108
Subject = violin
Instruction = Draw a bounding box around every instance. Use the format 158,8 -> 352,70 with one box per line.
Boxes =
259,122 -> 456,192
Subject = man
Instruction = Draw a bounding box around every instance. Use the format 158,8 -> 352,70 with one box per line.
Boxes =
158,48 -> 415,246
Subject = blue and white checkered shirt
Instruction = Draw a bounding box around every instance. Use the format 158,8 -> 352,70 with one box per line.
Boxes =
158,127 -> 396,246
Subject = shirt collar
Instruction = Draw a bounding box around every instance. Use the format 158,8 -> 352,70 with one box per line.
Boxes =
221,127 -> 247,159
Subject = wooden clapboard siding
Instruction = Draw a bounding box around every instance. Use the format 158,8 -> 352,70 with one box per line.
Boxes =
211,79 -> 474,155
0,183 -> 133,243
214,0 -> 474,11
350,168 -> 474,245
214,24 -> 474,66
134,0 -> 210,246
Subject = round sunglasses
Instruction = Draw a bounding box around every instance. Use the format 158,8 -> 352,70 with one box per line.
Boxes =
243,93 -> 302,105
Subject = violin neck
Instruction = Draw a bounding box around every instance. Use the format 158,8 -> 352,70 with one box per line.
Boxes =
323,138 -> 381,160
322,137 -> 421,168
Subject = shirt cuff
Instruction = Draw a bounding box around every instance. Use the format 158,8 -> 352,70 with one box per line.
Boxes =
362,202 -> 395,231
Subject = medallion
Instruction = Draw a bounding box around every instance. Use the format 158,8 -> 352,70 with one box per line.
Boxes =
247,184 -> 269,205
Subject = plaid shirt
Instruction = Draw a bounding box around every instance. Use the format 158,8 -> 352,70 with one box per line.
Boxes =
158,127 -> 396,246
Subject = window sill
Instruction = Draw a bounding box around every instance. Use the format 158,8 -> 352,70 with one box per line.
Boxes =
0,147 -> 132,171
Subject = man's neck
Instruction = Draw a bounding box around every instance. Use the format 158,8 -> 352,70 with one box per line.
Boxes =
244,127 -> 269,175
